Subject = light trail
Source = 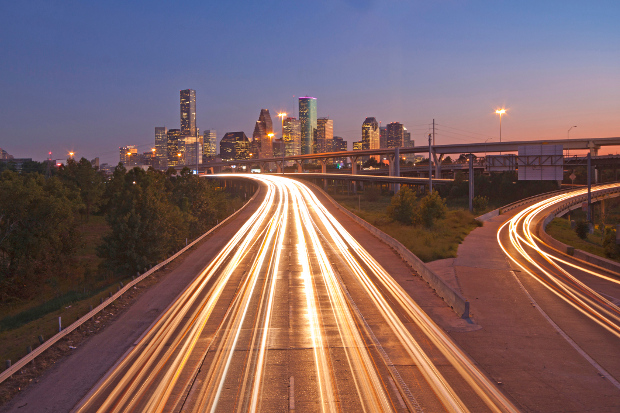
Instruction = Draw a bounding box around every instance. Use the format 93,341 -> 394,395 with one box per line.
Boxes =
76,174 -> 517,413
497,184 -> 620,340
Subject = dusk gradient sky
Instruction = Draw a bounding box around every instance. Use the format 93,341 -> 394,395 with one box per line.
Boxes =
1,0 -> 619,164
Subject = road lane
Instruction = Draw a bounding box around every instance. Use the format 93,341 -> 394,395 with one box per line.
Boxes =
497,183 -> 620,388
76,175 -> 516,413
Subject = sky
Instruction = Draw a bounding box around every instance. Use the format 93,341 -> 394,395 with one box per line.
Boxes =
1,0 -> 619,164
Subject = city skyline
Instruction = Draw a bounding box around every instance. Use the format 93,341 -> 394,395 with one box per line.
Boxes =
2,2 -> 619,164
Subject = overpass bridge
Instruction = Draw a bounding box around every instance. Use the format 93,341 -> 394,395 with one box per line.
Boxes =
178,137 -> 620,184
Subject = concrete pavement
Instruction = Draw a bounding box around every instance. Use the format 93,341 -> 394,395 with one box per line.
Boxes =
430,213 -> 620,412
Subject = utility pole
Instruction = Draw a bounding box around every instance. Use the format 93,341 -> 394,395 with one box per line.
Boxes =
587,152 -> 592,222
432,119 -> 435,146
469,154 -> 474,213
428,133 -> 433,194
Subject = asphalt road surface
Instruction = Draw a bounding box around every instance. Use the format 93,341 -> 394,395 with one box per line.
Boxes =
74,175 -> 516,413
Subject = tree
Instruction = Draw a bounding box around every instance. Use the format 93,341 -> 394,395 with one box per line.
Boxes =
388,187 -> 417,225
418,191 -> 447,227
575,220 -> 589,240
58,157 -> 104,219
97,167 -> 187,275
0,171 -> 81,301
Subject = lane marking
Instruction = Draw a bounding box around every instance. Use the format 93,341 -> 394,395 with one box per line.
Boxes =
509,268 -> 620,390
387,376 -> 406,409
289,375 -> 295,412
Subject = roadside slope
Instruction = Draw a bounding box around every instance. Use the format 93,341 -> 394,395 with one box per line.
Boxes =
0,186 -> 265,413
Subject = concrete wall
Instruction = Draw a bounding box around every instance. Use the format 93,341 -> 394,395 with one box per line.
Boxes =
307,182 -> 470,319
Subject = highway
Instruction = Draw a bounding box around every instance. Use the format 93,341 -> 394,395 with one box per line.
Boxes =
75,175 -> 516,413
497,184 -> 620,387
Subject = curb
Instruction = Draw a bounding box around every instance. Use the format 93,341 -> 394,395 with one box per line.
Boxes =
305,182 -> 470,319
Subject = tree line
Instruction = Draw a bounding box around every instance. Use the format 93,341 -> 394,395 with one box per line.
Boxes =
0,160 -> 242,303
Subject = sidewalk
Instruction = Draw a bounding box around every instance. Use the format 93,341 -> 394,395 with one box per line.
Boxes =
429,213 -> 620,412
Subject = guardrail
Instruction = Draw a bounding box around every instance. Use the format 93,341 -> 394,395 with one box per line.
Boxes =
537,185 -> 620,273
305,182 -> 470,319
0,186 -> 260,385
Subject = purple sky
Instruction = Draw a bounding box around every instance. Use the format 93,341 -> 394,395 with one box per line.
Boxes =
1,0 -> 619,164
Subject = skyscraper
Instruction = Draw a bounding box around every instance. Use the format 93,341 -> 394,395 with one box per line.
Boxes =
362,117 -> 380,151
380,126 -> 387,148
299,97 -> 317,155
120,145 -> 138,166
252,109 -> 274,159
387,122 -> 404,148
180,89 -> 196,137
315,117 -> 333,153
204,130 -> 217,158
167,129 -> 183,166
283,117 -> 301,157
185,134 -> 203,167
220,132 -> 250,161
155,127 -> 168,169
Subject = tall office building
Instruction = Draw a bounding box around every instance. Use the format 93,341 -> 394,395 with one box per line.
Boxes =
120,145 -> 138,166
220,132 -> 250,161
353,141 -> 363,151
155,127 -> 168,169
167,129 -> 183,166
387,122 -> 404,148
252,109 -> 274,159
362,117 -> 380,151
380,126 -> 388,148
204,130 -> 217,158
332,136 -> 347,152
299,97 -> 317,155
315,117 -> 333,153
185,134 -> 203,167
283,117 -> 301,157
403,127 -> 415,162
180,89 -> 197,137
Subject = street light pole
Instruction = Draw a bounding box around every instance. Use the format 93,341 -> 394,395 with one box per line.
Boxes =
567,125 -> 577,157
278,112 -> 287,174
428,133 -> 433,194
495,109 -> 506,143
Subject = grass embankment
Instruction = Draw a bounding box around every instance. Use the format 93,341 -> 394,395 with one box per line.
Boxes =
546,217 -> 619,262
0,216 -> 128,368
331,193 -> 481,262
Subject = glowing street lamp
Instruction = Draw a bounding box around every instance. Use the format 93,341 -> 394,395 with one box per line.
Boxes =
69,151 -> 74,159
495,109 -> 506,143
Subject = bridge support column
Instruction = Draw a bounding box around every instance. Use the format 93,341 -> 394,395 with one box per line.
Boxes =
389,148 -> 401,193
433,152 -> 444,179
350,156 -> 359,194
275,161 -> 282,174
320,159 -> 328,174
295,160 -> 303,173
588,141 -> 600,157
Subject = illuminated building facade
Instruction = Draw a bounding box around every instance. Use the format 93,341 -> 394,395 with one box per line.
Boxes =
120,145 -> 138,166
315,117 -> 333,153
283,117 -> 301,157
362,117 -> 380,151
155,126 -> 168,169
252,109 -> 274,159
167,129 -> 183,166
380,126 -> 387,148
299,97 -> 317,155
204,130 -> 217,158
180,89 -> 196,137
387,122 -> 404,148
220,132 -> 250,161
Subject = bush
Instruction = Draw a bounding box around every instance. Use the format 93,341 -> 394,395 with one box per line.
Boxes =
418,191 -> 447,228
473,195 -> 489,213
575,220 -> 589,240
387,187 -> 417,225
603,227 -> 619,258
